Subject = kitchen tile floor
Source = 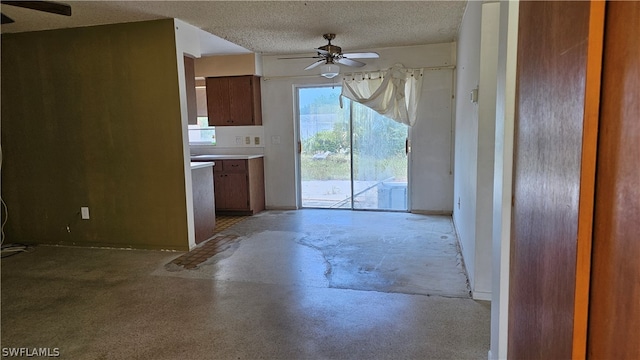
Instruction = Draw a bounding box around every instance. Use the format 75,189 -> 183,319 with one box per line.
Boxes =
1,209 -> 490,359
168,215 -> 249,269
214,215 -> 250,233
169,234 -> 239,269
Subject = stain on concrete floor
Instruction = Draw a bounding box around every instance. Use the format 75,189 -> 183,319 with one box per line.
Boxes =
2,209 -> 489,359
160,210 -> 471,298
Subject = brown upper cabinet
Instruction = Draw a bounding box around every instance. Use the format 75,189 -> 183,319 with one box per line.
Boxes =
205,75 -> 262,126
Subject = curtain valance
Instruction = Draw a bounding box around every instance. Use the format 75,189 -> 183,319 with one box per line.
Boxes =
340,64 -> 424,126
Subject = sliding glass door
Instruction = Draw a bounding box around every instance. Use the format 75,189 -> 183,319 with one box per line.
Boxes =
351,102 -> 408,210
299,86 -> 351,208
298,86 -> 408,211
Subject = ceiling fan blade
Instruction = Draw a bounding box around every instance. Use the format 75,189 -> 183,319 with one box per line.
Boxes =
278,56 -> 323,60
1,13 -> 15,23
304,60 -> 325,70
342,52 -> 380,59
336,58 -> 366,67
1,1 -> 72,16
315,48 -> 331,56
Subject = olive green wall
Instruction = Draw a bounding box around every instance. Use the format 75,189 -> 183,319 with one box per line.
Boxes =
1,19 -> 190,250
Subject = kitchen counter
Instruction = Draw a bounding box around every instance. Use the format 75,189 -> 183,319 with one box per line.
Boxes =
190,161 -> 215,170
191,154 -> 264,161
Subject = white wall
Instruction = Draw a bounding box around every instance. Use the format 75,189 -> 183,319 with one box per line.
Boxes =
411,67 -> 456,213
453,1 -> 499,300
476,1 -> 500,299
260,43 -> 456,211
453,0 -> 481,295
490,1 -> 518,358
174,19 -> 203,249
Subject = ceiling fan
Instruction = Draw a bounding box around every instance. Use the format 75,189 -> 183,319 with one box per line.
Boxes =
281,34 -> 379,78
1,1 -> 72,25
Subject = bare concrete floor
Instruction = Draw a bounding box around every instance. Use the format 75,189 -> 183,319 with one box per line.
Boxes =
1,210 -> 489,359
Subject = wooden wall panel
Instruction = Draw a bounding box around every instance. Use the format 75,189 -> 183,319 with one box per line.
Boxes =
508,2 -> 590,358
184,55 -> 198,125
192,166 -> 216,245
588,2 -> 640,358
572,2 -> 605,358
1,20 -> 189,250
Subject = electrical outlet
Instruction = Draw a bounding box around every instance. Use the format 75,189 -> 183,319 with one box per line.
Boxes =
235,136 -> 242,145
81,207 -> 90,220
245,136 -> 250,144
254,137 -> 260,145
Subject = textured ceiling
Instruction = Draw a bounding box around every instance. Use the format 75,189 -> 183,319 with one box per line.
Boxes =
0,1 -> 467,56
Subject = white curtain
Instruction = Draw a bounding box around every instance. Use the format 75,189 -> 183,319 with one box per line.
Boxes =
340,64 -> 424,126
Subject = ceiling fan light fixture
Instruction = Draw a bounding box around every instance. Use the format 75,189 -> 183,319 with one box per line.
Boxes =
282,34 -> 377,75
320,63 -> 340,78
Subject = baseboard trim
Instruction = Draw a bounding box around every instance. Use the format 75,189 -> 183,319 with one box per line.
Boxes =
410,210 -> 453,215
34,242 -> 188,252
265,206 -> 298,211
472,290 -> 492,301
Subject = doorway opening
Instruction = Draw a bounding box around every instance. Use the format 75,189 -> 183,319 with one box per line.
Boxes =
297,85 -> 409,210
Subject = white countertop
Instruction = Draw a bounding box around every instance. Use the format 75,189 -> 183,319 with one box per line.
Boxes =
190,161 -> 215,170
190,154 -> 264,161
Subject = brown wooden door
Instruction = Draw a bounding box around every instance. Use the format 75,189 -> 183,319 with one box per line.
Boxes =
508,1 -> 592,358
213,160 -> 250,212
588,1 -> 640,358
228,76 -> 254,125
250,76 -> 263,125
214,172 -> 228,209
214,173 -> 249,211
206,77 -> 230,126
223,173 -> 249,210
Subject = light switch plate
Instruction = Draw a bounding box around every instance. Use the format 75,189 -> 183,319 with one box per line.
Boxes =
470,88 -> 479,103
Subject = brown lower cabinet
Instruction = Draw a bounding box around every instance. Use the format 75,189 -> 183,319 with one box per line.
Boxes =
214,158 -> 265,215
